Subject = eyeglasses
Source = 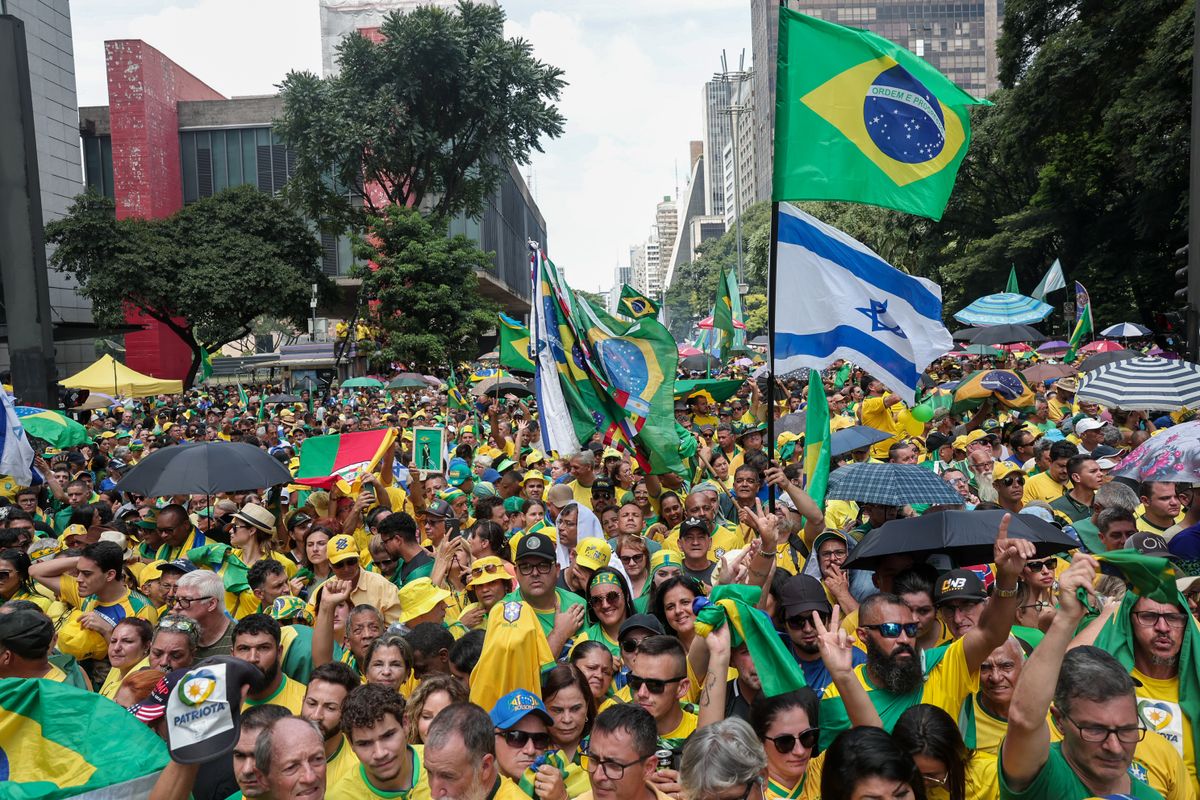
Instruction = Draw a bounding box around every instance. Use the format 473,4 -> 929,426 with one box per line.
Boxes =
619,553 -> 645,566
627,673 -> 687,695
0,570 -> 11,581
158,616 -> 199,634
785,613 -> 830,630
584,751 -> 651,780
590,591 -> 623,609
620,636 -> 647,654
818,549 -> 847,561
1026,557 -> 1057,573
497,729 -> 553,750
1019,601 -> 1052,613
169,595 -> 212,609
1001,475 -> 1026,486
517,561 -> 554,576
764,728 -> 819,753
1060,710 -> 1145,743
1131,610 -> 1189,629
861,622 -> 920,639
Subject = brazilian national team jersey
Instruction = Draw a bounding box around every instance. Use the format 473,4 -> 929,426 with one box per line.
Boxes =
57,574 -> 158,661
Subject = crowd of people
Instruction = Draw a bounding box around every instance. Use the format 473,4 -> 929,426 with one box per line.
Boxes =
2,359 -> 1199,800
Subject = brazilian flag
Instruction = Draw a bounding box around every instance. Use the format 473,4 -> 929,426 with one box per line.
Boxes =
773,8 -> 989,220
950,369 -> 1035,415
618,284 -> 660,319
693,585 -> 805,697
497,313 -> 535,374
0,678 -> 168,798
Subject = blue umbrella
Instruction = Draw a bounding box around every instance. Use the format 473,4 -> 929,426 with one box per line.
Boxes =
826,462 -> 965,506
829,425 -> 893,456
953,293 -> 1054,326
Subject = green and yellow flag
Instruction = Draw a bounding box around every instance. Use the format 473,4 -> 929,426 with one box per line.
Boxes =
803,369 -> 831,507
1065,282 -> 1093,361
0,678 -> 169,798
618,284 -> 660,319
693,585 -> 806,697
498,313 -> 535,374
773,8 -> 989,220
711,268 -> 745,361
198,347 -> 213,383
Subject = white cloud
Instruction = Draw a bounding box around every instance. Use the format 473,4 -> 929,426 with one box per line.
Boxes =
68,0 -> 750,291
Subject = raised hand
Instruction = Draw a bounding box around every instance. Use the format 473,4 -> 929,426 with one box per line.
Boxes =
812,605 -> 855,677
993,513 -> 1035,583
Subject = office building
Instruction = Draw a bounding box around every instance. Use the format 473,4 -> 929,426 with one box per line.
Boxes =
3,0 -> 95,376
722,72 -> 756,227
655,196 -> 678,280
664,147 -> 725,291
750,0 -> 1003,202
701,79 -> 732,218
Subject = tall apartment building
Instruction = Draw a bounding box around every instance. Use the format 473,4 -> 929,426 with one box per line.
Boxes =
655,196 -> 678,280
700,79 -> 733,218
644,238 -> 662,300
631,244 -> 648,295
750,0 -> 1003,202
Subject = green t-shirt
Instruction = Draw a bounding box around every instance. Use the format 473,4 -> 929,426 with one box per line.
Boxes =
998,741 -> 1163,800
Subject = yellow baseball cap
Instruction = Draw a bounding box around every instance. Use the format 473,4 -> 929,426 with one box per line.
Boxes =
576,537 -> 612,571
326,534 -> 359,564
399,578 -> 452,623
467,556 -> 512,589
991,461 -> 1026,482
60,524 -> 90,544
138,560 -> 167,585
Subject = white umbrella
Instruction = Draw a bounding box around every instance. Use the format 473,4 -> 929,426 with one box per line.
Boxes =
1077,357 -> 1200,410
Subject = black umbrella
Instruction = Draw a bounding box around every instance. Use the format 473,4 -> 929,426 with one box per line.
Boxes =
749,335 -> 768,347
842,509 -> 1078,570
470,377 -> 533,397
1078,349 -> 1141,373
777,412 -> 806,436
957,324 -> 1047,346
264,393 -> 300,404
681,354 -> 722,372
829,425 -> 893,456
115,442 -> 293,496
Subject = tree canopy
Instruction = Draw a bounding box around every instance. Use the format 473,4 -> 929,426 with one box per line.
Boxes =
354,205 -> 497,372
275,0 -> 565,231
45,186 -> 332,387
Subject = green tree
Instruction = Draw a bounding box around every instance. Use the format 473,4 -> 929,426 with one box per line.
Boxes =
354,205 -> 497,371
45,187 -> 331,388
275,0 -> 565,231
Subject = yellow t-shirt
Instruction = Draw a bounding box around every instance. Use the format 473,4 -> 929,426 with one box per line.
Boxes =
328,745 -> 429,800
660,709 -> 698,745
307,569 -> 403,624
764,750 -> 825,800
859,396 -> 902,459
56,575 -> 159,661
243,674 -> 308,716
968,692 -> 1009,756
570,481 -> 594,510
325,737 -> 361,790
1022,471 -> 1068,504
926,751 -> 998,800
823,500 -> 859,534
1132,668 -> 1196,786
661,523 -> 744,561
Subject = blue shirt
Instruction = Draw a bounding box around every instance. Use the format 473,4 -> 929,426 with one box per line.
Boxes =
796,647 -> 867,696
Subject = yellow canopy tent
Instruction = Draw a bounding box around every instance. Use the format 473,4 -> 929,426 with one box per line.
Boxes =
61,355 -> 183,398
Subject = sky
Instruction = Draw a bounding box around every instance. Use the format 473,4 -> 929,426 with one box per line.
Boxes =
70,0 -> 752,292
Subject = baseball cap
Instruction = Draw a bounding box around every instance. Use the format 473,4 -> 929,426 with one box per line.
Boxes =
514,531 -> 556,562
285,511 -> 313,530
1075,418 -> 1104,436
1089,444 -> 1122,470
1125,531 -> 1175,559
138,560 -> 167,585
0,609 -> 53,658
131,657 -> 266,764
489,689 -> 553,730
679,516 -> 711,537
591,477 -> 615,496
780,574 -> 832,618
467,556 -> 512,589
926,432 -> 951,453
503,496 -> 526,514
575,537 -> 612,571
934,569 -> 988,605
423,499 -> 453,519
269,596 -> 314,625
108,458 -> 128,471
326,534 -> 360,564
447,461 -> 472,487
159,558 -> 198,576
619,614 -> 665,640
991,461 -> 1026,482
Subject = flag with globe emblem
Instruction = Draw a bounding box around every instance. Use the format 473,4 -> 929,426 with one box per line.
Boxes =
772,8 -> 989,220
618,284 -> 660,319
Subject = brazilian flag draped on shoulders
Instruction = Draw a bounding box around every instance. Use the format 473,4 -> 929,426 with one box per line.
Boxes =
1090,551 -> 1200,772
0,678 -> 169,799
618,284 -> 660,320
498,313 -> 535,374
772,7 -> 989,220
532,251 -> 682,476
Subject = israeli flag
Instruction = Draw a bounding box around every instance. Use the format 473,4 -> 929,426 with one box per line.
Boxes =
0,391 -> 34,486
773,203 -> 953,405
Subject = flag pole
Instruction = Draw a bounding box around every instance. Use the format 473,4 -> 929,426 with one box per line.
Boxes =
766,201 -> 780,514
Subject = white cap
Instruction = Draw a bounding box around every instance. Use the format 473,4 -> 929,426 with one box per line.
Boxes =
1075,418 -> 1104,436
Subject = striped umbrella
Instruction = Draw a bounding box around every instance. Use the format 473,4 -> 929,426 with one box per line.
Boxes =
1077,357 -> 1200,410
1100,322 -> 1152,338
953,293 -> 1054,326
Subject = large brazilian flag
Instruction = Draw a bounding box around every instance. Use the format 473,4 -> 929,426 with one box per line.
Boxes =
772,8 -> 990,220
0,678 -> 169,799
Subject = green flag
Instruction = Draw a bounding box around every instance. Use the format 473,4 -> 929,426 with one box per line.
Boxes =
618,284 -> 660,319
772,8 -> 989,220
1065,281 -> 1093,360
257,390 -> 267,421
1005,265 -> 1019,294
694,585 -> 806,697
711,268 -> 745,361
497,313 -> 535,373
803,369 -> 831,507
446,365 -> 470,411
198,347 -> 213,382
237,381 -> 250,411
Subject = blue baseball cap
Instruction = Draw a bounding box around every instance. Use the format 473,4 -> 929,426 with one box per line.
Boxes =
489,689 -> 552,730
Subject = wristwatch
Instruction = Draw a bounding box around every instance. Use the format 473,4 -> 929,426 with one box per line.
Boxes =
995,584 -> 1019,598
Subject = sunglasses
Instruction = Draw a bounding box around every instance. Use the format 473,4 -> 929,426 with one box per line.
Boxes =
785,613 -> 830,630
1026,557 -> 1057,573
0,570 -> 12,581
1001,475 -> 1025,486
764,728 -> 819,753
862,622 -> 920,639
619,553 -> 645,566
497,729 -> 553,750
627,673 -> 687,695
590,591 -> 623,609
620,636 -> 646,654
471,563 -> 505,580
374,557 -> 398,568
158,616 -> 199,634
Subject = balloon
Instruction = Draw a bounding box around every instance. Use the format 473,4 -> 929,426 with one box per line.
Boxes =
899,407 -> 925,437
910,404 -> 934,423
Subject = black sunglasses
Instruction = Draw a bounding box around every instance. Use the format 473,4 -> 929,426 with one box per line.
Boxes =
785,613 -> 830,630
627,673 -> 686,695
497,729 -> 553,750
764,728 -> 819,753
